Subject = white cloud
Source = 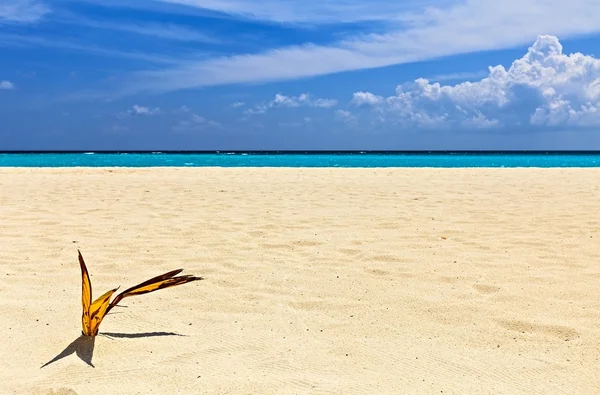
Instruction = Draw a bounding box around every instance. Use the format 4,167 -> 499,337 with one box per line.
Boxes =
190,114 -> 205,123
123,0 -> 600,94
351,92 -> 383,106
349,35 -> 600,128
244,93 -> 337,115
0,33 -> 183,64
104,22 -> 218,44
120,105 -> 161,117
335,109 -> 357,125
130,104 -> 160,115
58,15 -> 220,43
425,71 -> 489,83
231,101 -> 245,108
173,113 -> 222,131
0,80 -> 15,90
0,0 -> 48,24
148,0 -> 432,24
243,103 -> 268,116
175,105 -> 191,113
272,93 -> 337,108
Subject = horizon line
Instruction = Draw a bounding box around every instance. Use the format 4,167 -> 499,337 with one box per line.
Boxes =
2,150 -> 600,155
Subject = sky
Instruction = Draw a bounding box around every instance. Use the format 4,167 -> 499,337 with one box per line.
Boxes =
2,0 -> 600,150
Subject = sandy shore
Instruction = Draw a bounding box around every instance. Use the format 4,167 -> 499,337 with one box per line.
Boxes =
1,167 -> 599,394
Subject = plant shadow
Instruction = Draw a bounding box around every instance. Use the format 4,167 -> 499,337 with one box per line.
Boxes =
41,331 -> 183,368
41,334 -> 96,368
101,331 -> 184,339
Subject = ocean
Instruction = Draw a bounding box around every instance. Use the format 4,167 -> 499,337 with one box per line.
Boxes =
1,151 -> 600,167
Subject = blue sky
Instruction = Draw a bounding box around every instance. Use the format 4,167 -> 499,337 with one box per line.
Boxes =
2,0 -> 600,150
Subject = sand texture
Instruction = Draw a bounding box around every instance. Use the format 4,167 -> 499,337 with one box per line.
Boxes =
0,167 -> 599,394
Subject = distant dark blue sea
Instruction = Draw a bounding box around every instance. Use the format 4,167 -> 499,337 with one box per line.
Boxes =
1,152 -> 600,167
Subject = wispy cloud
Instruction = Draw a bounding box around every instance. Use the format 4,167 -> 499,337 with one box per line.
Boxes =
0,80 -> 15,90
56,13 -> 221,43
335,109 -> 357,125
105,22 -> 220,43
244,93 -> 337,115
89,0 -> 438,24
119,0 -> 600,94
175,105 -> 192,113
0,33 -> 186,64
0,0 -> 49,24
173,113 -> 222,131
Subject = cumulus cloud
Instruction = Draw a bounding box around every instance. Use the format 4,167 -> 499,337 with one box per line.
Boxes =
351,92 -> 382,106
425,71 -> 489,83
271,93 -> 337,108
0,80 -> 15,89
244,93 -> 337,115
350,35 -> 600,128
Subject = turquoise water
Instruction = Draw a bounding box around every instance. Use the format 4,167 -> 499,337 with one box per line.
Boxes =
1,152 -> 600,167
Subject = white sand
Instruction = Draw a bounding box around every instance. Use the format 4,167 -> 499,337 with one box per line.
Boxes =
1,167 -> 599,394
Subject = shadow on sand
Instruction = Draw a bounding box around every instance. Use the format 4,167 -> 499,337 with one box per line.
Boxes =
41,335 -> 96,368
101,331 -> 184,339
41,331 -> 183,368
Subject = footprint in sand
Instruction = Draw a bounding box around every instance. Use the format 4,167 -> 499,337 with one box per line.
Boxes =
473,284 -> 501,294
498,319 -> 579,341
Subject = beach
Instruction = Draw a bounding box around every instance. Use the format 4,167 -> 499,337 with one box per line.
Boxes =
1,167 -> 599,394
